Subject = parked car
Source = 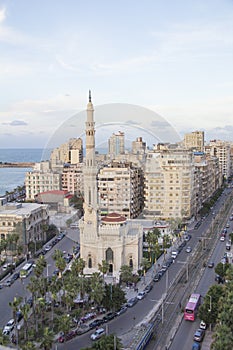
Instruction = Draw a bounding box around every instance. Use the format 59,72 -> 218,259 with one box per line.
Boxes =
153,273 -> 161,282
127,297 -> 138,307
116,305 -> 127,316
137,291 -> 146,300
193,328 -> 205,342
12,272 -> 20,280
199,320 -> 207,330
3,319 -> 15,335
90,328 -> 105,340
144,283 -> 153,293
89,319 -> 104,329
192,342 -> 201,350
103,312 -> 116,322
186,246 -> 192,253
220,236 -> 225,242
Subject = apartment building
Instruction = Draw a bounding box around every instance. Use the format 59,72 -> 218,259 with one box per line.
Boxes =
206,140 -> 231,179
184,131 -> 204,152
62,163 -> 84,196
25,161 -> 62,200
108,131 -> 125,158
144,145 -> 195,220
98,161 -> 144,218
194,152 -> 222,216
50,138 -> 83,166
0,201 -> 49,250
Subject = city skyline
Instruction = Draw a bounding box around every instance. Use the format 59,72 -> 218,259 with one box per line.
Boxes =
0,0 -> 233,148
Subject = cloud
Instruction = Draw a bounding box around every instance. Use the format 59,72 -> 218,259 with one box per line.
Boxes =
0,7 -> 6,23
2,120 -> 28,126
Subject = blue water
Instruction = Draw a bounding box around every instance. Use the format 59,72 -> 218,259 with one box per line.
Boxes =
0,149 -> 46,196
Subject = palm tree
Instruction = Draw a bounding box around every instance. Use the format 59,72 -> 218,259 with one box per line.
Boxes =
119,265 -> 133,285
9,296 -> 23,346
21,341 -> 37,350
20,303 -> 30,341
89,272 -> 105,307
98,260 -> 109,279
93,334 -> 123,349
55,314 -> 72,340
39,327 -> 54,350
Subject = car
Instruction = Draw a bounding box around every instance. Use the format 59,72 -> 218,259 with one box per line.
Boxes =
90,328 -> 105,340
144,283 -> 153,293
4,279 -> 13,287
89,319 -> 104,328
192,342 -> 201,350
194,222 -> 201,229
215,274 -> 224,284
137,291 -> 146,300
26,297 -> 33,307
127,297 -> 138,307
184,234 -> 191,241
103,312 -> 116,322
193,328 -> 205,342
226,223 -> 230,228
116,305 -> 127,316
186,246 -> 192,253
3,319 -> 15,335
153,273 -> 161,282
76,324 -> 90,335
207,262 -> 214,268
16,310 -> 23,322
12,272 -> 20,280
199,320 -> 207,330
220,236 -> 225,242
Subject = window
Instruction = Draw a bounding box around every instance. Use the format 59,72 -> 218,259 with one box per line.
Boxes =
88,256 -> 92,268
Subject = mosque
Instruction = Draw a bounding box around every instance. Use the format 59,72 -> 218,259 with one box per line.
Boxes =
79,92 -> 143,282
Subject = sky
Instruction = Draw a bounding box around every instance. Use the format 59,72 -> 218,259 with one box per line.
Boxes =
0,0 -> 233,149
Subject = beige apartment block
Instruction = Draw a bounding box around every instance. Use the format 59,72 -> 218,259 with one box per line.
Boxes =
108,131 -> 125,158
62,163 -> 84,196
0,201 -> 49,252
206,140 -> 231,179
144,145 -> 195,220
184,131 -> 204,152
50,138 -> 83,166
25,164 -> 62,201
98,161 -> 144,218
194,152 -> 222,216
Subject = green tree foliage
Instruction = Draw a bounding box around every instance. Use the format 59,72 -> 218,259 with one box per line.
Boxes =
102,284 -> 126,311
119,265 -> 134,284
198,285 -> 224,325
215,262 -> 230,278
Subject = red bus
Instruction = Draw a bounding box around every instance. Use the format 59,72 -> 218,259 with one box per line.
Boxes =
184,293 -> 201,321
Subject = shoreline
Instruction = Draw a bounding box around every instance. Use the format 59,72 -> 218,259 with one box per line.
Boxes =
0,162 -> 35,168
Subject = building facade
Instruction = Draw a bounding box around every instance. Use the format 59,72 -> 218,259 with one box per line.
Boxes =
98,160 -> 144,218
0,201 -> 49,252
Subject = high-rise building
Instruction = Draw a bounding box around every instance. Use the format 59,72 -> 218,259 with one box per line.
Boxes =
184,131 -> 204,152
108,131 -> 125,158
206,140 -> 231,179
144,145 -> 195,220
98,160 -> 144,218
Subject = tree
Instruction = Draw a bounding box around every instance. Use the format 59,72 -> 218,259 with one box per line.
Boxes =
119,265 -> 134,285
0,329 -> 9,346
21,341 -> 37,350
146,230 -> 160,263
9,296 -> 23,346
211,323 -> 233,350
54,314 -> 72,339
215,262 -> 230,278
88,272 -> 105,307
39,327 -> 54,350
98,260 -> 109,279
20,303 -> 31,341
198,285 -> 224,325
102,284 -> 126,311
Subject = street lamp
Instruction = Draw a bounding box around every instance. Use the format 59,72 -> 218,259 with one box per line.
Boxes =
207,294 -> 212,331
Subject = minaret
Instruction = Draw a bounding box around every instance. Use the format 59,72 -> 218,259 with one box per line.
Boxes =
83,91 -> 98,226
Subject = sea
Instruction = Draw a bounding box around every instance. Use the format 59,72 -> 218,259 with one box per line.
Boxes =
0,148 -> 47,196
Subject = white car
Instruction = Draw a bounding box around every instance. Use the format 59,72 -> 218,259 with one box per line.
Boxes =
220,236 -> 225,242
186,246 -> 192,253
90,328 -> 105,340
199,320 -> 207,330
137,291 -> 146,300
3,319 -> 14,335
